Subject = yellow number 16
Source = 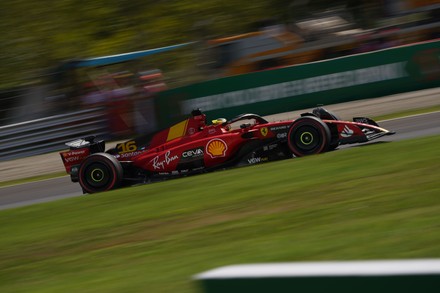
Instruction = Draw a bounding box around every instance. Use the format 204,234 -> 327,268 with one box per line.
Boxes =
117,141 -> 137,153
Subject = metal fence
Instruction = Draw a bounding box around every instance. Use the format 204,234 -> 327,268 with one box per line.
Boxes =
0,108 -> 108,161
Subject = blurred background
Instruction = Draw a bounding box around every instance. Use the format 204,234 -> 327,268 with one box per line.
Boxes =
0,0 -> 439,152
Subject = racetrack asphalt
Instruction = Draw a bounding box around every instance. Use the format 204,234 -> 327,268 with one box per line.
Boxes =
1,111 -> 439,211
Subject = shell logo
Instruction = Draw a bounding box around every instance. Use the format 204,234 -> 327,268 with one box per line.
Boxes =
206,139 -> 228,158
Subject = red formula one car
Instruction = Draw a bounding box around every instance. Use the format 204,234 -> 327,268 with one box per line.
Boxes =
60,108 -> 395,193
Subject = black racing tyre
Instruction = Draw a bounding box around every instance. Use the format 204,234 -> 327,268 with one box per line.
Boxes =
79,153 -> 123,194
288,116 -> 331,157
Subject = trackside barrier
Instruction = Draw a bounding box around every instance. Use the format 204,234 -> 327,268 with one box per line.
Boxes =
194,259 -> 440,293
0,108 -> 107,161
155,40 -> 440,128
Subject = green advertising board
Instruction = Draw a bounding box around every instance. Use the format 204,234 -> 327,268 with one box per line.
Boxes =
155,40 -> 440,127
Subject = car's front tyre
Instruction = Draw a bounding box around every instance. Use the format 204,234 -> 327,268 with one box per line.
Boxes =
288,116 -> 331,157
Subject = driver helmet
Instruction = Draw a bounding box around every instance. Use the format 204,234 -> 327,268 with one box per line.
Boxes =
212,118 -> 227,125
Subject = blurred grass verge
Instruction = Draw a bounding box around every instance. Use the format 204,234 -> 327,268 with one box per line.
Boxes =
0,172 -> 66,188
0,135 -> 439,293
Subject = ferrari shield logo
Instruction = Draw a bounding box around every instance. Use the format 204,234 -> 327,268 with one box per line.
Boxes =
260,127 -> 268,137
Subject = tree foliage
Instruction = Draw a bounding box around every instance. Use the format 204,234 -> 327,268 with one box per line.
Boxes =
1,0 -> 366,89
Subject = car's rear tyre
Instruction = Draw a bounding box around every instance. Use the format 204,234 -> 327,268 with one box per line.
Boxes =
79,153 -> 123,194
288,116 -> 331,157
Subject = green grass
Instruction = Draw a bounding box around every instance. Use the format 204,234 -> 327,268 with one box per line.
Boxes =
0,136 -> 439,293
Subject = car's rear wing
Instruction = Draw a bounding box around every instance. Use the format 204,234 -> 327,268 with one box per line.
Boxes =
60,136 -> 105,177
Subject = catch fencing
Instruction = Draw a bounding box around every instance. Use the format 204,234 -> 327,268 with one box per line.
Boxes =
0,108 -> 107,161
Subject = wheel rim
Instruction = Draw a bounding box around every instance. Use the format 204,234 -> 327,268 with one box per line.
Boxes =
91,168 -> 105,182
84,162 -> 112,188
300,131 -> 314,146
292,125 -> 321,153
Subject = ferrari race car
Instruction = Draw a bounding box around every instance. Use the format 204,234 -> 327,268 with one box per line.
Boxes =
60,107 -> 395,194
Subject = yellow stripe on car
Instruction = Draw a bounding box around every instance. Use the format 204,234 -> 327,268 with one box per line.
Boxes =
167,119 -> 189,141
